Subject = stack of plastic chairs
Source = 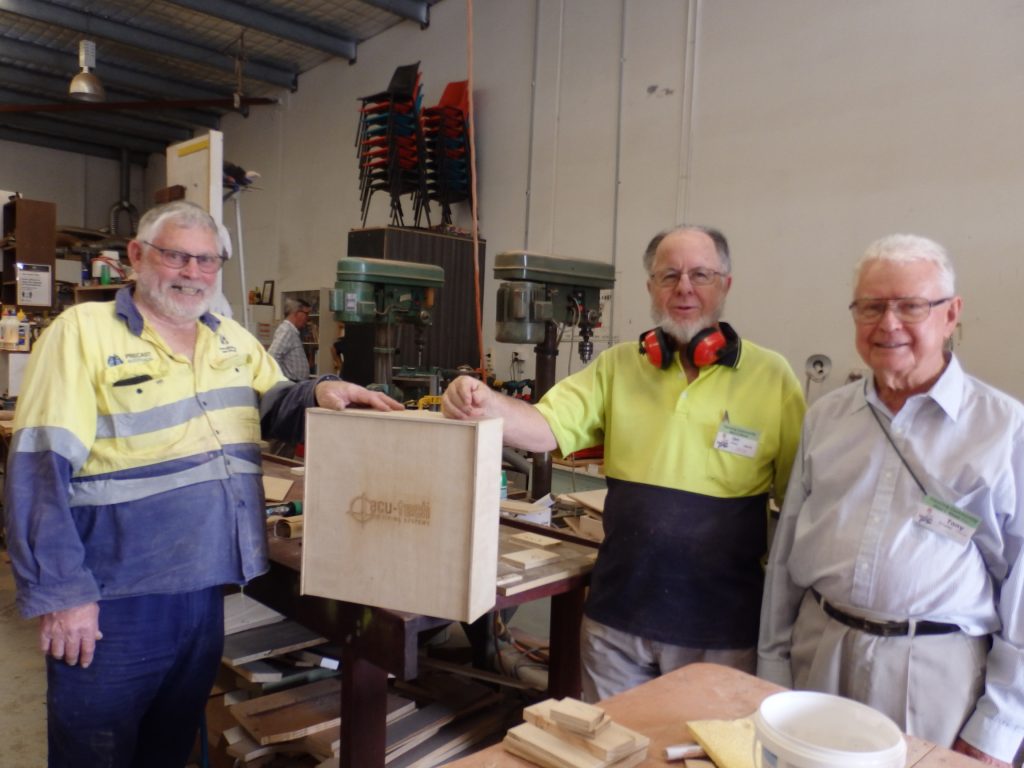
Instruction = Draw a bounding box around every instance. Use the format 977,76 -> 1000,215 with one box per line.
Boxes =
355,62 -> 431,227
422,81 -> 471,226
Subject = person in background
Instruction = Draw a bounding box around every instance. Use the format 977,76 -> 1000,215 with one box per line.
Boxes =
331,322 -> 346,376
758,234 -> 1024,767
269,297 -> 312,381
4,200 -> 401,768
443,224 -> 805,701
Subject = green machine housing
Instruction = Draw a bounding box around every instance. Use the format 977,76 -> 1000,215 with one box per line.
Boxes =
331,256 -> 445,397
331,256 -> 444,325
493,251 -> 615,362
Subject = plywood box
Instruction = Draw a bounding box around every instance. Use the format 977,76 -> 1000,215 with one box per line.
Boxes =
301,408 -> 503,622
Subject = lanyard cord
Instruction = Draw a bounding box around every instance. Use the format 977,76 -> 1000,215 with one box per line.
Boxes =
867,402 -> 929,496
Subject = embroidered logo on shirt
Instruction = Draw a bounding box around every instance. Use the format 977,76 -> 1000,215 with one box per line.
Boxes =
107,355 -> 124,366
218,334 -> 238,354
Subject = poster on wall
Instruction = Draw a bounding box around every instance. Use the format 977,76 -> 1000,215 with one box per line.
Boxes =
16,263 -> 52,307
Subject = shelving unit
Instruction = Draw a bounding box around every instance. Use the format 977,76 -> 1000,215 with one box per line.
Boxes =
279,287 -> 333,378
1,198 -> 56,310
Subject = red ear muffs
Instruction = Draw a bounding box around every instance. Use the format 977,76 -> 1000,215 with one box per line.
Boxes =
639,327 -> 675,370
686,327 -> 728,367
640,325 -> 737,369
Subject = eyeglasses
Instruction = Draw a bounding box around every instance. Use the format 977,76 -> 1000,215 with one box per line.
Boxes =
142,241 -> 227,274
649,267 -> 727,289
848,297 -> 952,324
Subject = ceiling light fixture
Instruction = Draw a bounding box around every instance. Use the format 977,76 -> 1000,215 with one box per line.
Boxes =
69,40 -> 105,102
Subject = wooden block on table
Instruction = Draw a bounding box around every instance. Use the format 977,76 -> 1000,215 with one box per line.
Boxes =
262,475 -> 293,502
271,515 -> 303,539
222,620 -> 326,666
564,489 -> 607,514
509,531 -> 563,548
550,698 -> 607,734
503,722 -> 604,768
578,513 -> 605,543
301,409 -> 502,623
523,699 -> 647,761
499,494 -> 554,515
500,547 -> 561,570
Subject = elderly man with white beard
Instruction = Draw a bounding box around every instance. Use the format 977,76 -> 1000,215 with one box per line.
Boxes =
4,200 -> 401,768
442,225 -> 805,700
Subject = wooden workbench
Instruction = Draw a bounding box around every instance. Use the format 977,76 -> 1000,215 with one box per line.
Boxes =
246,455 -> 597,768
445,662 -> 985,766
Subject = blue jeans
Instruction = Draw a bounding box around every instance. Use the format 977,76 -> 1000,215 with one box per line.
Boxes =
47,587 -> 224,768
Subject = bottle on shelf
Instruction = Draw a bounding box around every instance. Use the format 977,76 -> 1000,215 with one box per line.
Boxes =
1,308 -> 20,351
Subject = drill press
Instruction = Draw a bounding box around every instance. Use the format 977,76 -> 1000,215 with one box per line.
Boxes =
331,256 -> 444,400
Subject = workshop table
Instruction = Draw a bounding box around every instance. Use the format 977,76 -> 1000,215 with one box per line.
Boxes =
245,456 -> 596,768
444,662 -> 985,767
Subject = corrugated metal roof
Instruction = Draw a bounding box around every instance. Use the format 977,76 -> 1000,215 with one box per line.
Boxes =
0,0 -> 440,163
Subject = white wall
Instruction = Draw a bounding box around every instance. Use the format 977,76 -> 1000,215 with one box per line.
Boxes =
207,0 -> 1024,399
0,139 -> 146,234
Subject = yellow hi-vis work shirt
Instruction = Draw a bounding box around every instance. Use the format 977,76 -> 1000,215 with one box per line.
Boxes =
535,334 -> 805,646
5,288 -> 313,618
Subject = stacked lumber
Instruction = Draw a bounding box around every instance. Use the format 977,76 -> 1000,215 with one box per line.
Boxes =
503,698 -> 649,767
558,490 -> 606,543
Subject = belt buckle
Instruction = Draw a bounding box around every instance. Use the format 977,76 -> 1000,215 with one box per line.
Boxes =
862,616 -> 909,637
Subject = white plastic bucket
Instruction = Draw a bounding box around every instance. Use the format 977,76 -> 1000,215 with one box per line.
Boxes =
753,691 -> 906,768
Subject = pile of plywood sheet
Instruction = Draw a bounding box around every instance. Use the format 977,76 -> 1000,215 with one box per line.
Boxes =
503,697 -> 649,767
495,527 -> 597,597
559,490 -> 606,543
207,653 -> 505,768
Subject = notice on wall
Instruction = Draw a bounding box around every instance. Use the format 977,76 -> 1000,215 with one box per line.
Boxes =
16,263 -> 52,307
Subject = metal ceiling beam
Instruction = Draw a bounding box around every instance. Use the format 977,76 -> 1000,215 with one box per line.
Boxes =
0,125 -> 148,165
165,0 -> 357,60
0,96 -> 276,114
361,0 -> 430,26
0,36 -> 230,100
0,0 -> 298,90
0,113 -> 166,155
0,87 -> 193,143
0,63 -> 224,129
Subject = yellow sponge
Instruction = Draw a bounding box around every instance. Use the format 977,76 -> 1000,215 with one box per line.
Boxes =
685,717 -> 756,768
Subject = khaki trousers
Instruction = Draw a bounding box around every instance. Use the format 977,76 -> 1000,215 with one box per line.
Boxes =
580,615 -> 756,702
791,590 -> 988,748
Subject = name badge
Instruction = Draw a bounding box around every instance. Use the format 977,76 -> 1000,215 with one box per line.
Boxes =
713,422 -> 760,458
914,495 -> 980,546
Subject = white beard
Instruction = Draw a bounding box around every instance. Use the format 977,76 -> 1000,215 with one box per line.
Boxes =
134,268 -> 212,321
650,302 -> 725,346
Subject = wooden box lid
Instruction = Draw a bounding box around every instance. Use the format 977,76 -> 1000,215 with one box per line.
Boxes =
300,408 -> 503,622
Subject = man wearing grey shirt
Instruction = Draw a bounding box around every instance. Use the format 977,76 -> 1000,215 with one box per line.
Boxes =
758,234 -> 1024,766
269,298 -> 311,381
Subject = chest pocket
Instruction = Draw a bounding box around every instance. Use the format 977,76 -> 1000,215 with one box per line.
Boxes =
705,419 -> 773,496
203,353 -> 261,441
99,361 -> 172,422
206,352 -> 256,388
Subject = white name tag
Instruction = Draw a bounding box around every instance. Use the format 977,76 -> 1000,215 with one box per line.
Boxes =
713,422 -> 760,458
914,495 -> 981,546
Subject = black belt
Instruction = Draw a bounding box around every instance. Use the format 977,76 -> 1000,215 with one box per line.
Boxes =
812,589 -> 960,638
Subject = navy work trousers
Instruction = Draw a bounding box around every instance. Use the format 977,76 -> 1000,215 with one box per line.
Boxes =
46,587 -> 224,768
